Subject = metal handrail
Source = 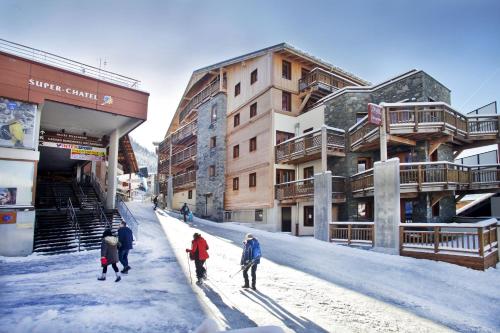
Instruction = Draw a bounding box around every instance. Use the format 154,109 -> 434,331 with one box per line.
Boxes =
67,198 -> 81,251
90,174 -> 106,205
95,201 -> 112,229
0,38 -> 140,89
72,180 -> 87,208
115,196 -> 139,240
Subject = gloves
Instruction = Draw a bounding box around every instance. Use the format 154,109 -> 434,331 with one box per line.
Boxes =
100,257 -> 107,266
185,249 -> 190,253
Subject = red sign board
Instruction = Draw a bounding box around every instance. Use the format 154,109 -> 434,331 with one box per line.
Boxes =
368,103 -> 383,126
0,211 -> 17,224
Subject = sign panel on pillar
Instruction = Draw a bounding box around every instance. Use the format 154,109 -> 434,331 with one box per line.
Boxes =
368,103 -> 383,126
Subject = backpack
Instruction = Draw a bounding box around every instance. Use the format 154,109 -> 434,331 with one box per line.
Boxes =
251,239 -> 262,260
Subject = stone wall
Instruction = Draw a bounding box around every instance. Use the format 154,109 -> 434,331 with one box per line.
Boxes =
195,92 -> 227,221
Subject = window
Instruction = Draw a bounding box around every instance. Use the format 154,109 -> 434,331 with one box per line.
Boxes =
304,206 -> 314,227
250,102 -> 257,118
210,136 -> 216,148
282,91 -> 291,111
356,113 -> 367,123
301,68 -> 309,79
282,60 -> 291,80
249,172 -> 257,187
276,131 -> 294,145
233,144 -> 240,158
209,165 -> 216,177
255,209 -> 264,222
276,169 -> 295,184
249,137 -> 257,152
357,202 -> 372,220
303,166 -> 314,179
234,82 -> 241,96
357,158 -> 372,173
234,113 -> 240,127
250,69 -> 258,84
211,105 -> 217,123
188,190 -> 193,199
233,177 -> 239,191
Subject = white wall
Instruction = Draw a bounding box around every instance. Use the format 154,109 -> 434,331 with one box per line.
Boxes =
0,211 -> 35,256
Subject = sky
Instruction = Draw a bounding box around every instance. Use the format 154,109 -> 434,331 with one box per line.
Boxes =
1,0 -> 500,151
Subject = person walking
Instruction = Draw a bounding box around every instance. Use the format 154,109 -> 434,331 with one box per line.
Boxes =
153,196 -> 158,210
117,221 -> 134,274
186,232 -> 209,285
180,203 -> 190,222
241,233 -> 261,290
98,229 -> 121,282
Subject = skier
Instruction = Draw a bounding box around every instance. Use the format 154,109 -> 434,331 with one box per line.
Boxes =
180,202 -> 190,222
117,221 -> 134,274
153,195 -> 158,210
98,229 -> 121,282
241,233 -> 261,290
186,232 -> 209,285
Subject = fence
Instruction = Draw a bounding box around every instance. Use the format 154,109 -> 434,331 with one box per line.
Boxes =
329,222 -> 375,246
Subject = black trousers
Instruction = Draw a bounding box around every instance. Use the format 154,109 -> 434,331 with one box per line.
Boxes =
183,213 -> 187,222
194,259 -> 206,279
102,263 -> 119,274
243,263 -> 257,286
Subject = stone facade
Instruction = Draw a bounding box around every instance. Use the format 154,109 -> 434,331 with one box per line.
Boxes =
195,92 -> 227,221
324,71 -> 455,222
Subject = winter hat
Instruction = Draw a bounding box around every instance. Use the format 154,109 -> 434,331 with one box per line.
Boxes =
245,233 -> 254,240
103,229 -> 113,238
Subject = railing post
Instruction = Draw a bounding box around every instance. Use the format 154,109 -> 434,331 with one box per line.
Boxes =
478,227 -> 484,257
347,224 -> 352,245
414,106 -> 419,132
434,226 -> 440,253
417,165 -> 422,191
444,163 -> 449,188
399,225 -> 404,253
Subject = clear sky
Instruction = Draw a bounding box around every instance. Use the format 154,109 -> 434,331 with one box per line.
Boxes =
2,0 -> 499,150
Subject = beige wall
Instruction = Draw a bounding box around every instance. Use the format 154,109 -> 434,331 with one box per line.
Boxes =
173,189 -> 196,211
296,104 -> 325,133
272,53 -> 309,93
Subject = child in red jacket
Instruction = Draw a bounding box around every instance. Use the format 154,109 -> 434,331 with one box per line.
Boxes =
186,233 -> 209,285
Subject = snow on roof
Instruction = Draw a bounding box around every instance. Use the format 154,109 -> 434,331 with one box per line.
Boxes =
455,144 -> 498,160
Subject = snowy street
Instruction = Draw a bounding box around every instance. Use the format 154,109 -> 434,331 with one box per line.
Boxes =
1,202 -> 499,333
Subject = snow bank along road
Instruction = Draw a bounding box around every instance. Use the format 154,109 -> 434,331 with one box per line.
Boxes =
0,202 -> 206,333
155,206 -> 500,333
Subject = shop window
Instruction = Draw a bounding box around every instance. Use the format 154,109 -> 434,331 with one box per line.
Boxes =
233,144 -> 240,158
210,136 -> 216,148
188,190 -> 193,199
255,209 -> 264,222
357,158 -> 372,173
0,160 -> 35,206
251,69 -> 258,85
234,113 -> 240,127
250,103 -> 257,118
249,172 -> 257,187
276,131 -> 294,145
249,137 -> 257,152
282,91 -> 291,112
304,206 -> 314,227
209,165 -> 216,177
282,60 -> 291,80
234,82 -> 241,96
211,105 -> 217,123
233,177 -> 239,191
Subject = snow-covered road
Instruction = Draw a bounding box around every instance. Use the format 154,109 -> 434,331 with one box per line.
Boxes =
153,205 -> 500,333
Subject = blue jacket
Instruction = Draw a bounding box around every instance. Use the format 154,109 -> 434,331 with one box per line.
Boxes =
240,238 -> 261,265
118,226 -> 134,250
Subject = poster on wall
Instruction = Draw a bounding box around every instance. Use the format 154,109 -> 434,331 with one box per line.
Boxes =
0,211 -> 17,224
70,146 -> 106,161
0,188 -> 17,205
0,97 -> 37,149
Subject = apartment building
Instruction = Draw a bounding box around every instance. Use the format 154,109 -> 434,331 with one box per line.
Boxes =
158,44 -> 500,234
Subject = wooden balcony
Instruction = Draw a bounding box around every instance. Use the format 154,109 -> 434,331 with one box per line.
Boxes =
173,170 -> 196,191
171,145 -> 197,169
400,219 -> 498,270
179,79 -> 221,122
171,119 -> 197,145
275,127 -> 345,164
349,102 -> 500,152
330,222 -> 374,246
275,176 -> 346,203
299,67 -> 342,94
351,162 -> 500,197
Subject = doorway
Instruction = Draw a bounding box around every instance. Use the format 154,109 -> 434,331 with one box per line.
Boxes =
281,207 -> 292,232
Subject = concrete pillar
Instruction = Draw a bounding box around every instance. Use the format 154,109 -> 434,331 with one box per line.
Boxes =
91,161 -> 97,177
374,158 -> 400,253
106,129 -> 119,209
167,175 -> 174,210
314,171 -> 332,242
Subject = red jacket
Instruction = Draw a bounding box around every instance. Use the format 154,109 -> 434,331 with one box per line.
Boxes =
188,237 -> 209,260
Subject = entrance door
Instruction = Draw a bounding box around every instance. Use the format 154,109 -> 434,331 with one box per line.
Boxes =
281,207 -> 292,232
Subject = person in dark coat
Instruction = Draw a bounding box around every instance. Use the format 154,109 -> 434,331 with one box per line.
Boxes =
180,203 -> 190,222
117,221 -> 134,274
241,233 -> 261,290
98,229 -> 121,282
153,196 -> 158,210
186,232 -> 209,285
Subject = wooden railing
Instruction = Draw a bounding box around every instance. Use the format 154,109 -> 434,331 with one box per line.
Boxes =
179,79 -> 221,122
275,178 -> 314,201
173,170 -> 196,189
171,145 -> 197,166
275,127 -> 345,164
351,162 -> 500,195
400,219 -> 498,270
298,67 -> 342,92
330,222 -> 375,246
349,102 -> 500,150
171,119 -> 198,144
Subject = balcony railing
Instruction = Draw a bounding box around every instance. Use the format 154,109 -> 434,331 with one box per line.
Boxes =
330,222 -> 375,246
171,119 -> 198,145
349,102 -> 500,151
275,127 -> 345,164
275,176 -> 346,202
179,79 -> 221,122
351,162 -> 500,196
400,219 -> 498,270
298,67 -> 342,93
172,145 -> 197,166
173,170 -> 196,189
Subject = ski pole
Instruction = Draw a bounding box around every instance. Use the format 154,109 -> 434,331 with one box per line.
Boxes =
186,252 -> 193,284
229,260 -> 253,278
